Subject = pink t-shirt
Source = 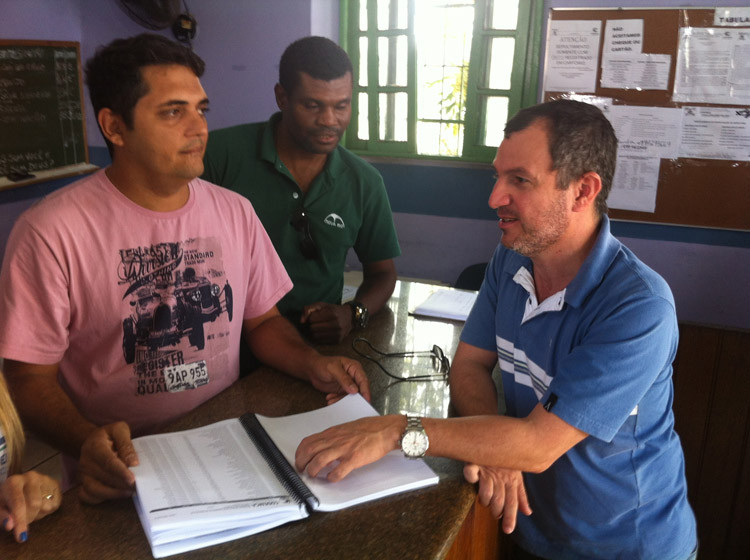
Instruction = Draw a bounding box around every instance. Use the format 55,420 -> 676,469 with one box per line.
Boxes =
0,170 -> 292,435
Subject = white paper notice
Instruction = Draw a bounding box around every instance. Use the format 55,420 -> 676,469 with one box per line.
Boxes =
601,53 -> 671,91
603,19 -> 643,56
608,155 -> 661,213
673,27 -> 750,105
679,106 -> 750,161
544,20 -> 602,93
565,94 -> 613,114
609,105 -> 683,159
600,20 -> 672,91
714,7 -> 750,27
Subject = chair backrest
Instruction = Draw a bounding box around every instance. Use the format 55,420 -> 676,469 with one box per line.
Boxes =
454,263 -> 488,291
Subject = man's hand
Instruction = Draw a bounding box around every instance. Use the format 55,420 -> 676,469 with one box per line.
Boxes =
77,422 -> 139,504
308,354 -> 371,404
300,302 -> 352,344
1,471 -> 61,543
295,415 -> 403,481
463,464 -> 532,533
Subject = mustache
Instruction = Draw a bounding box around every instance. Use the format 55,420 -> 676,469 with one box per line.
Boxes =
312,127 -> 341,135
495,206 -> 517,218
180,140 -> 205,151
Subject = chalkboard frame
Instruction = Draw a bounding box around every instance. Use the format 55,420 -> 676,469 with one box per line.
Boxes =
0,39 -> 97,191
544,8 -> 750,232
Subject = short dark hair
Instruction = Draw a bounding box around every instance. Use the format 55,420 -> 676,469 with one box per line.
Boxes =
278,36 -> 352,95
505,99 -> 618,216
85,33 -> 205,155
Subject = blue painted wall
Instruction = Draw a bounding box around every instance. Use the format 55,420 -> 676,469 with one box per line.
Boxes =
1,0 -> 748,329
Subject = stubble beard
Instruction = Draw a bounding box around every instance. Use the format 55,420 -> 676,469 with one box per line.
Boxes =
508,192 -> 570,258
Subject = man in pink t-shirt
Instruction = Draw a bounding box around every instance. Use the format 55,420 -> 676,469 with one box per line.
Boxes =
0,34 -> 369,505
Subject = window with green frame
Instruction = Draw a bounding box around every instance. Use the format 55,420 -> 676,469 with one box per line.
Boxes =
341,0 -> 543,162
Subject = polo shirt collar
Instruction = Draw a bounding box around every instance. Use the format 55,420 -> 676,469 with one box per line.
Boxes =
260,112 -> 346,185
565,214 -> 620,308
501,214 -> 621,312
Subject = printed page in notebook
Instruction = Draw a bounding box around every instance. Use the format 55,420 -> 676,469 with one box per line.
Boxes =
257,394 -> 439,511
132,419 -> 306,557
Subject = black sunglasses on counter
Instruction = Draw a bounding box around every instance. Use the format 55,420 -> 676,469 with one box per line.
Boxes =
290,207 -> 319,260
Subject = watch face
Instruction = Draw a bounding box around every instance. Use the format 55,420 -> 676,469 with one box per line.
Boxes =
358,306 -> 369,327
402,430 -> 429,457
351,302 -> 369,328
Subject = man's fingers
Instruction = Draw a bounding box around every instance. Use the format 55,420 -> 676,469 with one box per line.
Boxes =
476,472 -> 496,508
498,482 -> 518,531
463,463 -> 480,483
296,444 -> 337,478
325,361 -> 361,395
344,361 -> 371,400
78,477 -> 134,504
79,423 -> 138,498
517,479 -> 533,516
82,447 -> 135,488
300,303 -> 328,324
109,423 -> 139,467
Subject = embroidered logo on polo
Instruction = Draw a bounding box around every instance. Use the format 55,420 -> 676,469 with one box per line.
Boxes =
324,213 -> 345,229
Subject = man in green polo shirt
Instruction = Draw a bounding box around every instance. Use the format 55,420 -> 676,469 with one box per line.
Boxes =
203,36 -> 400,345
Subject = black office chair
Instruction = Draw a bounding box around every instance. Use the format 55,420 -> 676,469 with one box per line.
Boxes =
454,263 -> 487,291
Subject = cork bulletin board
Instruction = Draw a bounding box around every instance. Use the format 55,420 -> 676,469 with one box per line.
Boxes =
544,8 -> 750,231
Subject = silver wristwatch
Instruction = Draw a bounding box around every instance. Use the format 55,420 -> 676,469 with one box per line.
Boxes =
400,415 -> 429,459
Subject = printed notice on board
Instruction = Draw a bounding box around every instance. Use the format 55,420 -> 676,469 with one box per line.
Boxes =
544,20 -> 601,93
608,106 -> 682,159
673,27 -> 750,105
679,106 -> 750,161
601,20 -> 671,91
565,94 -> 612,114
605,106 -> 683,213
714,7 -> 750,27
603,19 -> 643,56
608,155 -> 660,213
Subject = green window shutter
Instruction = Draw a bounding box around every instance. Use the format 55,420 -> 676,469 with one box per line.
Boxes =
342,0 -> 543,163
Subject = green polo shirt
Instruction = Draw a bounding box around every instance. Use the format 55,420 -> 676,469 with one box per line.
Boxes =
203,114 -> 400,316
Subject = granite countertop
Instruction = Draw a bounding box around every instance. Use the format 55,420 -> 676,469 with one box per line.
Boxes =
1,281 -> 478,559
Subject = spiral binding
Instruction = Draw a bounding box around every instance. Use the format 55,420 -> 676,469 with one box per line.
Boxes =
239,413 -> 320,512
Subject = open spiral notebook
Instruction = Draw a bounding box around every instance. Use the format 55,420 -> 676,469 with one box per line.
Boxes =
131,394 -> 438,558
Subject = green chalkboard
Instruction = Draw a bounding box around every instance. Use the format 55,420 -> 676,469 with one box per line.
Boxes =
0,40 -> 89,184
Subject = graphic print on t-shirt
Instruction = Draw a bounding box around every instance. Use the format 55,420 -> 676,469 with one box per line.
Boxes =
118,238 -> 233,396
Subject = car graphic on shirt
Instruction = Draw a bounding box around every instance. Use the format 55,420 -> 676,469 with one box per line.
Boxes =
122,268 -> 233,364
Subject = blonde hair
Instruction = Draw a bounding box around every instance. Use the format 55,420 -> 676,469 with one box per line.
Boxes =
0,370 -> 25,474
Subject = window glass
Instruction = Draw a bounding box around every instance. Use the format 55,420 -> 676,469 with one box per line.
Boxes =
359,1 -> 368,31
415,1 -> 474,154
486,37 -> 515,90
379,92 -> 408,141
418,121 -> 464,156
345,0 -> 540,160
359,37 -> 368,87
378,35 -> 408,87
487,0 -> 519,30
358,92 -> 369,140
377,0 -> 408,30
482,96 -> 509,147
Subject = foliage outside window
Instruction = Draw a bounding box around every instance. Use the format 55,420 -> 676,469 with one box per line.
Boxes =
341,0 -> 543,162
